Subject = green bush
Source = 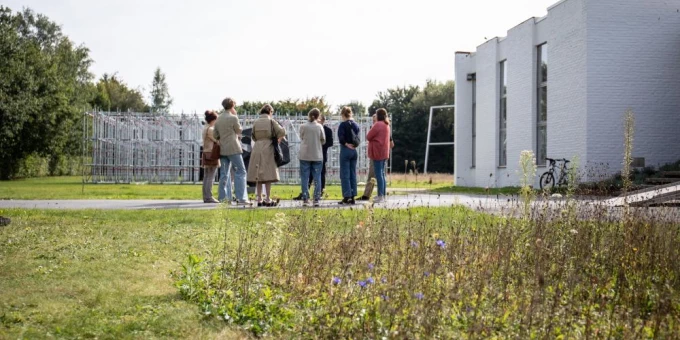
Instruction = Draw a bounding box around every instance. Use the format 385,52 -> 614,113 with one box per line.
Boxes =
11,154 -> 84,179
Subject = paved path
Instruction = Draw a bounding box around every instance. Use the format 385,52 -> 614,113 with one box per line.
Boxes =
2,194 -> 679,222
0,194 -> 501,211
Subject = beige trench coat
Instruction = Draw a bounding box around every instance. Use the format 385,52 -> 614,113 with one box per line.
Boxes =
246,115 -> 286,183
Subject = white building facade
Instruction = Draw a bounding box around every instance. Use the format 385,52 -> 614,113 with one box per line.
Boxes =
454,0 -> 680,187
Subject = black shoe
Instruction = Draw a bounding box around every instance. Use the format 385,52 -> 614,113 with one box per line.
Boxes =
338,197 -> 350,205
349,197 -> 356,205
293,193 -> 304,201
357,195 -> 370,201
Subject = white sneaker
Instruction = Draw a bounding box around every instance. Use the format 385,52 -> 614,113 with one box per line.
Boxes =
373,196 -> 385,204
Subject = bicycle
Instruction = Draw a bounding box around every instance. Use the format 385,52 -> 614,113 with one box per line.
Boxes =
539,158 -> 570,190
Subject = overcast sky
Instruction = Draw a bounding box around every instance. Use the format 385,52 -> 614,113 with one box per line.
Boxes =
5,0 -> 555,113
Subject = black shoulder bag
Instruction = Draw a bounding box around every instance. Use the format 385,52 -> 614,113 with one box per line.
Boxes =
271,120 -> 289,167
348,121 -> 360,147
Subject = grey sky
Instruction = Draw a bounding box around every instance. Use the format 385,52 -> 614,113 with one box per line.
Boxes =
5,0 -> 555,113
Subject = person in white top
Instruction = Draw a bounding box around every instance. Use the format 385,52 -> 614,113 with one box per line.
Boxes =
298,108 -> 326,207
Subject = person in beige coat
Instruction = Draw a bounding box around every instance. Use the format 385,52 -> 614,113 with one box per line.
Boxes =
201,110 -> 220,203
247,104 -> 286,206
213,97 -> 250,204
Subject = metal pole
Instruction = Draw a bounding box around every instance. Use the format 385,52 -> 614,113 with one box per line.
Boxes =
425,107 -> 434,174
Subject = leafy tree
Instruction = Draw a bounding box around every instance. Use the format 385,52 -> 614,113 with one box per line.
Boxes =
370,80 -> 455,174
0,6 -> 93,179
237,97 -> 331,116
411,80 -> 455,173
91,73 -> 149,112
150,67 -> 172,113
335,101 -> 367,116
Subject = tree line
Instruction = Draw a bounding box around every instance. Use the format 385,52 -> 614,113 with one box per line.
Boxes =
0,6 -> 454,179
0,7 -> 172,179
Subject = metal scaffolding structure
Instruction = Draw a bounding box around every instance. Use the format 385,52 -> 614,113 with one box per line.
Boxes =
83,111 -> 387,184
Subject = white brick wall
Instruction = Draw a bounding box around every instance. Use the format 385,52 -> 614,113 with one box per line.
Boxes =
454,53 -> 476,187
454,0 -> 680,187
586,0 -> 680,171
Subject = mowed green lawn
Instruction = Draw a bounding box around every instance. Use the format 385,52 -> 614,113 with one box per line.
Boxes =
0,208 -> 265,339
0,175 -> 456,200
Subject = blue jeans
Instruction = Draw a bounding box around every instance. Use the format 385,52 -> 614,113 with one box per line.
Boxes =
339,146 -> 358,198
373,159 -> 387,197
218,154 -> 248,202
300,160 -> 322,201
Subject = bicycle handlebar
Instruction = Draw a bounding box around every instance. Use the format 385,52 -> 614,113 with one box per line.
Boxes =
546,158 -> 570,164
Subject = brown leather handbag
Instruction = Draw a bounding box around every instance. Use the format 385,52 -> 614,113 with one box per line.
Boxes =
208,142 -> 221,161
203,148 -> 219,167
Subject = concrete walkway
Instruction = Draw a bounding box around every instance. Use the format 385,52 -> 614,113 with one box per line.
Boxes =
2,194 -> 679,222
0,194 -> 500,211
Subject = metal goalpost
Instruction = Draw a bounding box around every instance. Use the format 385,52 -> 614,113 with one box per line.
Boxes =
424,105 -> 455,174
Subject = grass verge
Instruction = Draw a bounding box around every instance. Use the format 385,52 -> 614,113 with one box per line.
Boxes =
0,176 -> 451,200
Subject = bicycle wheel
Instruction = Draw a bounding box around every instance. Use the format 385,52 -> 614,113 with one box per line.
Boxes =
539,172 -> 555,190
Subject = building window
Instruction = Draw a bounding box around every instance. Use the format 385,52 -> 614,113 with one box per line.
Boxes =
537,44 -> 548,165
499,60 -> 507,167
471,74 -> 476,168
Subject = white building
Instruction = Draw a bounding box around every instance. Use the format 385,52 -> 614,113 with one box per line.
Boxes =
454,0 -> 680,188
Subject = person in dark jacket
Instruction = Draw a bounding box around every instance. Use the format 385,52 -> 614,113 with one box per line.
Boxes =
294,115 -> 334,200
337,106 -> 360,204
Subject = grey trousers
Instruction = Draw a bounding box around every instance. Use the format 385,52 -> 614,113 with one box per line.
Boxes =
362,160 -> 375,197
202,166 -> 218,201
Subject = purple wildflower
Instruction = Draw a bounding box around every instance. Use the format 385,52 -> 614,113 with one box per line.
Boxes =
332,277 -> 341,285
414,292 -> 424,300
358,280 -> 367,288
436,239 -> 446,249
368,263 -> 374,270
381,294 -> 389,301
366,277 -> 375,284
410,240 -> 418,248
424,271 -> 430,277
381,277 -> 387,284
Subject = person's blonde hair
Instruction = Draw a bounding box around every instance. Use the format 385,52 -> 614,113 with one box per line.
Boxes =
260,104 -> 274,115
221,97 -> 235,110
308,108 -> 320,122
340,106 -> 353,119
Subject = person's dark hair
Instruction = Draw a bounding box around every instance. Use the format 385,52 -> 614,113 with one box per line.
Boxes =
222,97 -> 235,110
376,108 -> 390,125
205,110 -> 218,123
260,104 -> 274,115
308,108 -> 320,122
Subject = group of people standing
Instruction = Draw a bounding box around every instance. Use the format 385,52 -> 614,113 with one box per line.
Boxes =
201,97 -> 392,207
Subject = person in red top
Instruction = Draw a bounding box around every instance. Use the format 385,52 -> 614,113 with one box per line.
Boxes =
366,108 -> 391,203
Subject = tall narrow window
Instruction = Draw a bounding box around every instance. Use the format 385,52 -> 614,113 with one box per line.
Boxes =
471,74 -> 476,168
537,44 -> 548,165
499,61 -> 507,167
